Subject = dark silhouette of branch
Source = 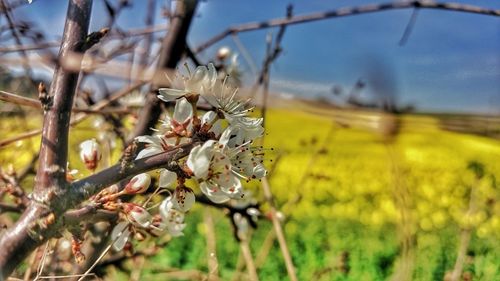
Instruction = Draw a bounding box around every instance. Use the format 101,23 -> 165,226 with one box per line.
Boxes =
195,1 -> 500,52
259,4 -> 292,128
0,0 -> 36,85
399,8 -> 420,46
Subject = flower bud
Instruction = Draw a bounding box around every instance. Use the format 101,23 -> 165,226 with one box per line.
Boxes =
217,46 -> 231,61
121,203 -> 152,228
124,173 -> 151,195
79,139 -> 101,171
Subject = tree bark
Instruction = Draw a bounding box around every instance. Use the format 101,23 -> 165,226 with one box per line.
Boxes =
0,0 -> 93,278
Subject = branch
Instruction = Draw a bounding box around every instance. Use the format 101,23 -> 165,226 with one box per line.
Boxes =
195,1 -> 500,52
0,0 -> 93,278
0,90 -> 131,114
0,81 -> 144,148
35,0 -> 93,194
0,202 -> 23,214
0,25 -> 168,53
0,141 -> 197,279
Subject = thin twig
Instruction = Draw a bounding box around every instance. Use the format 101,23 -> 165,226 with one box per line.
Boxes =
239,240 -> 259,281
77,244 -> 113,281
230,34 -> 257,75
0,81 -> 144,148
0,0 -> 36,85
33,242 -> 50,281
399,8 -> 420,46
0,90 -> 132,114
204,209 -> 219,281
261,177 -> 298,281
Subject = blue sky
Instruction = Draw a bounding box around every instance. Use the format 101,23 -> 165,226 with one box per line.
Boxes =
10,0 -> 500,114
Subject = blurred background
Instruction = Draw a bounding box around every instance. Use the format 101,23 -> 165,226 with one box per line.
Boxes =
0,0 -> 499,280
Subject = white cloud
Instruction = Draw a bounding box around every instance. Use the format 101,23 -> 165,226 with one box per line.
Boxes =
270,77 -> 335,97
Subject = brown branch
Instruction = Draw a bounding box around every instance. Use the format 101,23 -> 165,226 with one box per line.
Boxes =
0,90 -> 131,114
0,90 -> 40,109
259,5 -> 292,127
0,202 -> 23,213
35,0 -> 93,193
0,0 -> 93,278
195,1 -> 500,52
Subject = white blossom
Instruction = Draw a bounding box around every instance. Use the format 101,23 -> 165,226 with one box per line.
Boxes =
187,141 -> 245,203
158,97 -> 193,137
135,135 -> 173,159
203,73 -> 254,121
159,197 -> 187,237
157,64 -> 216,102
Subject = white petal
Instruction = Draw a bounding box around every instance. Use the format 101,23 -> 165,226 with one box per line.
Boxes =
201,111 -> 217,125
173,187 -> 196,212
253,164 -> 267,179
200,182 -> 230,203
220,174 -> 243,198
111,222 -> 130,251
206,63 -> 218,88
159,196 -> 175,220
210,120 -> 224,136
173,97 -> 193,123
187,143 -> 214,179
159,169 -> 177,187
219,127 -> 233,147
158,88 -> 186,102
136,146 -> 162,159
135,135 -> 161,145
167,222 -> 186,237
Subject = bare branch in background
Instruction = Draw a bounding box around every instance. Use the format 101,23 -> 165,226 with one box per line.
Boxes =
0,0 -> 36,86
195,1 -> 500,52
0,81 -> 144,148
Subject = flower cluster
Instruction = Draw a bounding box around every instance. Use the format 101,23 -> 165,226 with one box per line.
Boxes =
94,63 -> 267,250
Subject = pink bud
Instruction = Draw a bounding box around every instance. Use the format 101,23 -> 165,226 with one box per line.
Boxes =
124,173 -> 151,195
79,139 -> 101,171
122,203 -> 152,228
